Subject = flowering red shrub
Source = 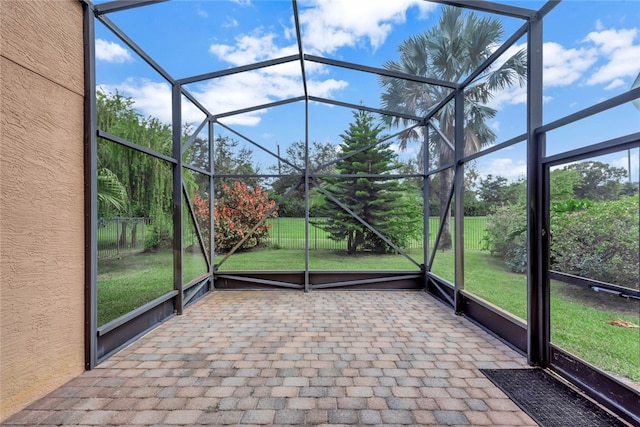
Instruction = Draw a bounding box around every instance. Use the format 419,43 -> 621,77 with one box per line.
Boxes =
193,181 -> 277,253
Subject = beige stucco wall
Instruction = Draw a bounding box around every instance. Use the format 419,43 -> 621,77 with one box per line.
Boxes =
1,0 -> 85,420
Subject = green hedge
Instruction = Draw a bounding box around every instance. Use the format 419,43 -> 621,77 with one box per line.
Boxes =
483,194 -> 639,289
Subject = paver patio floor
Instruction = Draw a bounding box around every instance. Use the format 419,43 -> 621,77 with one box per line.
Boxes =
4,291 -> 539,426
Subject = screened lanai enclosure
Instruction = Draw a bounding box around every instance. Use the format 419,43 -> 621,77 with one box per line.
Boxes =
84,0 -> 640,423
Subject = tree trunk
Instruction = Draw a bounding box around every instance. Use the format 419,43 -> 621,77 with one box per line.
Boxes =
131,222 -> 138,248
347,231 -> 356,254
119,220 -> 128,249
439,168 -> 453,250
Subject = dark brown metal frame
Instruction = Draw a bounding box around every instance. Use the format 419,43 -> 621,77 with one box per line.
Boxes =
82,0 -> 639,423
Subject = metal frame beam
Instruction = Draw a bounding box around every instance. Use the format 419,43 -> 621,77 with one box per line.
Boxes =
82,0 -> 98,370
422,125 -> 430,284
97,130 -> 177,164
181,117 -> 208,155
537,87 -> 640,135
305,54 -> 457,89
182,183 -> 211,269
209,120 -> 216,278
214,120 -> 301,172
94,0 -> 168,15
453,89 -> 465,314
177,54 -> 300,85
427,175 -> 455,269
427,0 -> 537,20
526,14 -> 546,367
172,84 -> 184,315
213,96 -> 305,120
96,15 -> 174,84
308,96 -> 423,122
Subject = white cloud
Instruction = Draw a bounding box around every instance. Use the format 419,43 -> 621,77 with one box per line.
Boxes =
99,79 -> 185,123
584,28 -> 636,55
307,78 -> 348,98
485,24 -> 639,110
540,26 -> 640,90
98,61 -> 349,127
543,42 -> 598,87
604,78 -> 626,90
478,158 -> 526,182
478,21 -> 639,111
207,26 -> 350,118
298,0 -> 436,54
209,31 -> 299,67
95,39 -> 133,63
223,17 -> 239,28
201,1 -> 438,122
585,28 -> 640,86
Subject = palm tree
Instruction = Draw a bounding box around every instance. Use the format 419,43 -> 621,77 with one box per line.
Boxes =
97,167 -> 128,214
380,6 -> 527,249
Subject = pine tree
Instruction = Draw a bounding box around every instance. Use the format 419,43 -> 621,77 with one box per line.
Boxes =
314,110 -> 421,254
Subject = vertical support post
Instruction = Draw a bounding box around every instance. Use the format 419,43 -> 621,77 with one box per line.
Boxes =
172,84 -> 184,314
453,89 -> 465,314
422,124 -> 430,285
527,15 -> 546,366
82,0 -> 98,370
209,119 -> 215,286
304,99 -> 310,292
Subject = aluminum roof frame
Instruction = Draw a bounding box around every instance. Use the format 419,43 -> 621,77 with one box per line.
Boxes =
92,0 -> 550,124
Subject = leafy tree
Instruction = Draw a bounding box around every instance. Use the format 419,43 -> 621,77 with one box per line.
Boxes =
182,132 -> 260,198
620,181 -> 640,197
211,136 -> 260,198
549,168 -> 582,203
461,165 -> 486,216
314,110 -> 421,254
270,141 -> 338,217
97,90 -> 175,249
380,6 -> 527,249
565,161 -> 627,201
211,181 -> 277,253
478,174 -> 524,208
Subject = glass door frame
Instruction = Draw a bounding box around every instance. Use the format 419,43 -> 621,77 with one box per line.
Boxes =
540,136 -> 640,423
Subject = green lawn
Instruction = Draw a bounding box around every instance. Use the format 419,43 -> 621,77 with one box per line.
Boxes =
98,250 -> 207,326
98,247 -> 639,383
266,216 -> 488,250
435,250 -> 639,382
219,247 -> 424,270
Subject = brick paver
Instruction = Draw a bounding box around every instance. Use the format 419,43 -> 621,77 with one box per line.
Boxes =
3,291 -> 541,425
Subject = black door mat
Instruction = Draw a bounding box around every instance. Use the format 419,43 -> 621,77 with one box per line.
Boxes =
480,368 -> 626,427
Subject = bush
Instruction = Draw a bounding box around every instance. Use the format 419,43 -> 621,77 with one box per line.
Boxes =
194,181 -> 278,253
144,215 -> 172,251
550,194 -> 638,288
481,204 -> 527,273
483,195 -> 639,288
275,197 -> 305,217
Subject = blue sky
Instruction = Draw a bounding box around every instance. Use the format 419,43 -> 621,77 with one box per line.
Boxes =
95,0 -> 640,182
